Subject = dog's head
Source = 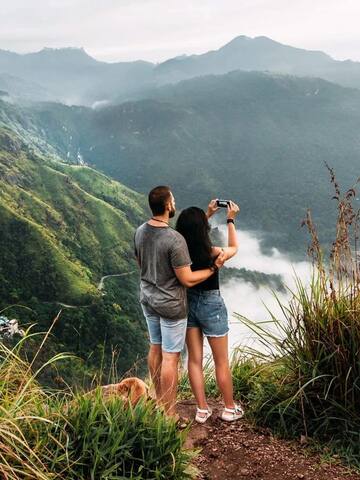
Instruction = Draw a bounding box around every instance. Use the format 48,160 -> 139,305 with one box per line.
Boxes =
116,377 -> 149,406
92,377 -> 149,406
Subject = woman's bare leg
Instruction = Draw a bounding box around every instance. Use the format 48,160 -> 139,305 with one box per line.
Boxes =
186,327 -> 208,410
207,335 -> 235,409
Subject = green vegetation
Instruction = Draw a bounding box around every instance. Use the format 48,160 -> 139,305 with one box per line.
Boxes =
0,334 -> 193,479
59,394 -> 193,480
0,124 -> 148,385
2,71 -> 360,256
4,72 -> 359,255
181,174 -> 360,468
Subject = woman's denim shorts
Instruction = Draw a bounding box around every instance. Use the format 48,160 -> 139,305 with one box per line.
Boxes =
187,289 -> 229,337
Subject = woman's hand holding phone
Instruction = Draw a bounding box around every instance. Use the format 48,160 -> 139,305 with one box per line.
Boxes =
227,201 -> 240,220
206,199 -> 220,218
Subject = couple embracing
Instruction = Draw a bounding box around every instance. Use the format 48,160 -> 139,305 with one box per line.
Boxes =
134,186 -> 243,423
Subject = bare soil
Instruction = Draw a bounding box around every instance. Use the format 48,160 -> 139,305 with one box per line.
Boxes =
178,400 -> 360,480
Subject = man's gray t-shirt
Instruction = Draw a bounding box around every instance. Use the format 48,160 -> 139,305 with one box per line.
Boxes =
134,223 -> 191,320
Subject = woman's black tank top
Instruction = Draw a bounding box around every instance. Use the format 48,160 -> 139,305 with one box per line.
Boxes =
190,259 -> 220,291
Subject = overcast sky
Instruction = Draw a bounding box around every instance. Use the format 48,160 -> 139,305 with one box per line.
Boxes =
1,0 -> 360,63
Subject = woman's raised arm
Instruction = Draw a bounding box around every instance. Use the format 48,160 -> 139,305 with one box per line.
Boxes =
212,201 -> 240,261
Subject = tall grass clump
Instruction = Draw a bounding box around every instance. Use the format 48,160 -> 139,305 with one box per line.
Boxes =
0,322 -> 194,479
0,325 -> 70,479
232,168 -> 360,465
54,392 -> 193,480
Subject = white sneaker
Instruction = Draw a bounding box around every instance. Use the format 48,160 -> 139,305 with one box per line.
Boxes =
221,405 -> 244,422
195,407 -> 212,424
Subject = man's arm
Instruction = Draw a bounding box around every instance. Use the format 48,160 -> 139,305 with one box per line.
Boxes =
174,251 -> 225,288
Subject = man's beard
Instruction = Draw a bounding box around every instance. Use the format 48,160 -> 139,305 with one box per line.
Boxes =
169,208 -> 176,218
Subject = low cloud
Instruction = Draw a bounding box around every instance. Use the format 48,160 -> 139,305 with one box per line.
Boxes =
208,228 -> 311,355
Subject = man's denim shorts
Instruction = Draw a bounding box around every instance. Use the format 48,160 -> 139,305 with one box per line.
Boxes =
187,289 -> 229,337
141,304 -> 187,353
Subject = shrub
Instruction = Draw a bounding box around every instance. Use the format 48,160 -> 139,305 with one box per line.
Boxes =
55,392 -> 193,480
232,169 -> 360,465
0,327 -> 70,479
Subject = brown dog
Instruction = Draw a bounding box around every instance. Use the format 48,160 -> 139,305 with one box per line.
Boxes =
99,377 -> 149,406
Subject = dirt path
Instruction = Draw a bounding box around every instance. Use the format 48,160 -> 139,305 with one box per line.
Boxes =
178,400 -> 360,480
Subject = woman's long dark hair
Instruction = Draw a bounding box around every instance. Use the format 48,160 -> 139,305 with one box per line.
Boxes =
176,207 -> 213,266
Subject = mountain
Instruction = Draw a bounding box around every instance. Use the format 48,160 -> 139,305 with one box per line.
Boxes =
3,36 -> 360,106
155,35 -> 360,90
156,35 -> 331,79
0,73 -> 53,102
7,71 -> 359,255
0,47 -> 155,105
0,110 -> 148,384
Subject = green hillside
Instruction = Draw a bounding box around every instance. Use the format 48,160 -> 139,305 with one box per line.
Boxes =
14,72 -> 360,256
0,124 -> 148,384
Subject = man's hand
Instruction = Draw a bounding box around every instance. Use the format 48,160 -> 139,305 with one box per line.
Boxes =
214,250 -> 226,269
227,201 -> 240,220
206,199 -> 220,219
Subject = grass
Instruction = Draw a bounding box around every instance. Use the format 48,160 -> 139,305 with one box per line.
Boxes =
0,324 -> 195,479
231,169 -> 360,466
0,330 -> 70,479
56,393 -> 194,480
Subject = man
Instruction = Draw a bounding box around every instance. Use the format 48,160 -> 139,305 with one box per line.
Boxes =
134,186 -> 225,416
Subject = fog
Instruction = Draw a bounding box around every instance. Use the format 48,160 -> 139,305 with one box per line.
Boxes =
208,227 -> 311,355
3,1 -> 360,63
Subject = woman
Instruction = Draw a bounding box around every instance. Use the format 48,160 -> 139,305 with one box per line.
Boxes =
176,199 -> 243,423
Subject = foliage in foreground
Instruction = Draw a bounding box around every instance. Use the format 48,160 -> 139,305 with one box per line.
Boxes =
56,394 -> 193,480
0,333 -> 193,479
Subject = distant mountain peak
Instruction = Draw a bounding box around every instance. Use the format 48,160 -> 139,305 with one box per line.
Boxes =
37,46 -> 94,57
254,35 -> 279,43
218,34 -> 333,61
39,46 -> 86,53
219,34 -> 283,53
27,46 -> 99,66
220,35 -> 251,48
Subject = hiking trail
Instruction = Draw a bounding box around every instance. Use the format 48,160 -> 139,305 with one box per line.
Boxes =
178,400 -> 360,480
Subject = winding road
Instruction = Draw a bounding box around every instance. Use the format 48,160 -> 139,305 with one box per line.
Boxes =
45,270 -> 136,309
98,271 -> 135,290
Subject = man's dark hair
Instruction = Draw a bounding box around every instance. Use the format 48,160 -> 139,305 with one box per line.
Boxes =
148,186 -> 172,215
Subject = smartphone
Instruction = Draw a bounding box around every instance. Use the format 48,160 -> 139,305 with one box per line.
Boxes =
216,199 -> 231,208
